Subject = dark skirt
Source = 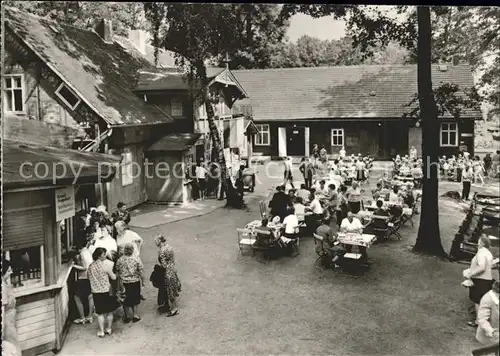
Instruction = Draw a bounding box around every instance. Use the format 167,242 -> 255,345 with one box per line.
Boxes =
469,278 -> 494,304
123,281 -> 141,307
348,201 -> 361,214
93,292 -> 117,315
356,170 -> 365,181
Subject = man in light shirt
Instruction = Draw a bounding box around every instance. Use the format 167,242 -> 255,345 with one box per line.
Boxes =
196,161 -> 208,200
305,191 -> 323,234
340,212 -> 363,234
281,206 -> 299,256
283,157 -> 295,189
115,221 -> 143,261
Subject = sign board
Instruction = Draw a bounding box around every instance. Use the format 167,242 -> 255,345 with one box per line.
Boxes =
461,133 -> 473,137
55,186 -> 75,221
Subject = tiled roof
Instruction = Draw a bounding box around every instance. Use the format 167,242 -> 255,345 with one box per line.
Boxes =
3,140 -> 121,189
5,7 -> 173,126
135,67 -> 226,92
147,133 -> 202,152
231,65 -> 480,120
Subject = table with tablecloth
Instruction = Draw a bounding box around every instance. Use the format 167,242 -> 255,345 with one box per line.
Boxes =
337,232 -> 377,263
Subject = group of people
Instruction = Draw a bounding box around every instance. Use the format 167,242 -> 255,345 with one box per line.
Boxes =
462,234 -> 499,347
71,202 -> 181,338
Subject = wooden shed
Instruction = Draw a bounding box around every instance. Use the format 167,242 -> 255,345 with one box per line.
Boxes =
3,139 -> 120,356
145,133 -> 202,204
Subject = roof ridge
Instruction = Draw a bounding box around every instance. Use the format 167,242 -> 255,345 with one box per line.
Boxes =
231,63 -> 472,72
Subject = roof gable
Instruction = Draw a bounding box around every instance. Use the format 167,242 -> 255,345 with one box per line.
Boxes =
232,65 -> 480,120
5,7 -> 173,126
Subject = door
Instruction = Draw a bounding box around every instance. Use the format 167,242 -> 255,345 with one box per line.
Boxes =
286,127 -> 305,156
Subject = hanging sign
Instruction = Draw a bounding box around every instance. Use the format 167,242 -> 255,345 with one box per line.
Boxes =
55,186 -> 75,221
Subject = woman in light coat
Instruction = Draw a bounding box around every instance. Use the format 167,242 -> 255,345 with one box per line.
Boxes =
476,280 -> 499,345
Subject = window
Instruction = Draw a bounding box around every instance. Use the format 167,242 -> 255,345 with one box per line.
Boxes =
440,123 -> 458,146
4,246 -> 45,290
55,83 -> 81,110
331,129 -> 344,146
3,74 -> 25,113
255,124 -> 270,146
121,151 -> 133,186
171,98 -> 183,116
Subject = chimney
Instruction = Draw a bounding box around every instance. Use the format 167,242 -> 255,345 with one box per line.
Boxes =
128,29 -> 148,56
95,19 -> 113,43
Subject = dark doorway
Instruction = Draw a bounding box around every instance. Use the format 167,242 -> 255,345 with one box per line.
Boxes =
382,122 -> 409,159
286,126 -> 305,156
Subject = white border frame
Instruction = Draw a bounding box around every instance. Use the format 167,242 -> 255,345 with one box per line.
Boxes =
255,124 -> 270,146
3,73 -> 26,114
331,128 -> 344,147
55,82 -> 81,111
440,122 -> 459,147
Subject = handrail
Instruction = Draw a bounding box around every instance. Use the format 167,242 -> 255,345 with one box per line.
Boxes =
471,343 -> 499,356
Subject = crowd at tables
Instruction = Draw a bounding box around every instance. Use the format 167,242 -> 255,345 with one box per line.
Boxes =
239,152 -> 420,268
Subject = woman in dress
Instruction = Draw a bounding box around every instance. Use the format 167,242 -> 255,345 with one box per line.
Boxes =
476,280 -> 499,346
155,235 -> 182,317
2,258 -> 22,356
115,244 -> 144,323
346,181 -> 363,214
87,248 -> 117,337
463,235 -> 495,327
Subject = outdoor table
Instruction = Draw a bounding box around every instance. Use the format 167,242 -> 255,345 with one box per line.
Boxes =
354,210 -> 373,223
337,232 -> 377,265
366,201 -> 402,211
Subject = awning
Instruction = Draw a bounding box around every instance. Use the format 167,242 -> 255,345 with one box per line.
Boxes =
3,139 -> 121,190
147,133 -> 202,152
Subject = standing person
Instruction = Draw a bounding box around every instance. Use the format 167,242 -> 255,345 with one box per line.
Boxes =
355,159 -> 366,182
283,157 -> 295,189
475,280 -> 499,345
235,164 -> 245,198
339,146 -> 346,159
87,248 -> 117,338
111,202 -> 131,225
115,244 -> 144,323
473,156 -> 485,185
492,150 -> 500,178
312,144 -> 320,162
196,161 -> 208,201
319,146 -> 328,163
268,185 -> 292,222
2,258 -> 22,356
346,181 -> 363,214
409,146 -> 417,160
115,221 -> 143,261
483,153 -> 492,178
462,164 -> 473,201
299,157 -> 314,190
72,241 -> 94,325
463,235 -> 495,327
92,221 -> 117,260
155,235 -> 182,317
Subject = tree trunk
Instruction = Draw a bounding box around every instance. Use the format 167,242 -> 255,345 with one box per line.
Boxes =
202,86 -> 244,208
413,6 -> 447,257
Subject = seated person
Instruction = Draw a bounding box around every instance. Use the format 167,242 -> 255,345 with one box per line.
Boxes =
389,186 -> 402,204
293,197 -> 306,222
371,200 -> 391,240
288,189 -> 297,202
305,191 -> 324,233
268,185 -> 292,222
280,206 -> 299,256
297,184 -> 311,203
372,182 -> 383,200
402,184 -> 415,207
255,218 -> 276,247
316,218 -> 345,266
340,212 -> 364,234
315,180 -> 329,198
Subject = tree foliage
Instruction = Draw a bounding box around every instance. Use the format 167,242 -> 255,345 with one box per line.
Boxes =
4,1 -> 147,35
268,35 -> 409,68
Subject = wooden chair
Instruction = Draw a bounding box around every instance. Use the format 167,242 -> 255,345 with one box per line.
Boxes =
259,200 -> 268,219
236,228 -> 255,255
253,228 -> 274,262
368,214 -> 391,241
313,233 -> 328,269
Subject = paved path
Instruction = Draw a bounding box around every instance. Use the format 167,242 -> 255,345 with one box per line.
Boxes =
129,200 -> 226,228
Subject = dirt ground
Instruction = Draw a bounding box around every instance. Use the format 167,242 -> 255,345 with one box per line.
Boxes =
59,163 -> 499,356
